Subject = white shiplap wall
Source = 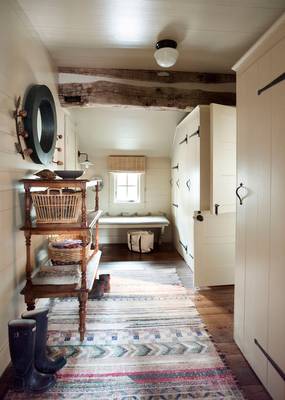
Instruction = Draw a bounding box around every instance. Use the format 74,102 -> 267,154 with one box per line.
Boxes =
0,0 -> 64,374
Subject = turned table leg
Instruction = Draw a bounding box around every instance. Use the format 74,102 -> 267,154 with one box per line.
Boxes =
79,235 -> 88,341
24,230 -> 35,310
25,292 -> 35,311
24,231 -> 32,285
79,292 -> 88,341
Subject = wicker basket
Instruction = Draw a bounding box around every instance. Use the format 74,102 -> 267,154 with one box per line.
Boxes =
31,188 -> 82,224
48,241 -> 92,264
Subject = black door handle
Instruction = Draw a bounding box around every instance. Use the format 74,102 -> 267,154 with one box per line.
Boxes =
236,183 -> 244,205
186,179 -> 191,191
196,211 -> 204,222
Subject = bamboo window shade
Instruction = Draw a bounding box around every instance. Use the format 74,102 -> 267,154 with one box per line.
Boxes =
108,156 -> 146,172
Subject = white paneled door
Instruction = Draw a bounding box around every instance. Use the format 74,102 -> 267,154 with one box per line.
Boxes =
172,105 -> 236,287
234,18 -> 285,400
210,104 -> 236,214
267,37 -> 285,400
179,110 -> 200,268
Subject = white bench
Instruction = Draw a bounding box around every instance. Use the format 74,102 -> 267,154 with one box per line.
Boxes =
98,215 -> 170,244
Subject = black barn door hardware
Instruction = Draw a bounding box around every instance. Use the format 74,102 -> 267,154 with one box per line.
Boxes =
215,204 -> 220,215
189,127 -> 200,139
179,240 -> 188,253
172,203 -> 178,208
179,135 -> 188,145
254,339 -> 285,381
186,179 -> 191,191
258,72 -> 285,96
236,183 -> 244,205
64,95 -> 82,104
176,179 -> 180,188
196,211 -> 204,222
172,164 -> 179,170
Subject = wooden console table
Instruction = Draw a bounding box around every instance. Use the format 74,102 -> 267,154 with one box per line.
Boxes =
20,178 -> 102,341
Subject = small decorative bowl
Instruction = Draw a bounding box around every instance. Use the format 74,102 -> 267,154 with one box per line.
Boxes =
34,169 -> 56,180
54,170 -> 84,180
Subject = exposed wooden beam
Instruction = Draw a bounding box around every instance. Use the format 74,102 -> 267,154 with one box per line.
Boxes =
58,66 -> 236,84
58,81 -> 236,110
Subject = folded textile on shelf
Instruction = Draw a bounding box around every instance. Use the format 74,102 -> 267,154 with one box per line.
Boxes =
51,239 -> 83,249
32,264 -> 81,286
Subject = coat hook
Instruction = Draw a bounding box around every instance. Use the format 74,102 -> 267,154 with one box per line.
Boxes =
23,148 -> 33,156
53,160 -> 63,166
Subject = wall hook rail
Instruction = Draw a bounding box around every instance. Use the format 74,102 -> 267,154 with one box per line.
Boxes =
13,96 -> 31,159
172,164 -> 179,170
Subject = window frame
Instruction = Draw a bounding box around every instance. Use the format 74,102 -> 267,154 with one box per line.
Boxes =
113,172 -> 142,204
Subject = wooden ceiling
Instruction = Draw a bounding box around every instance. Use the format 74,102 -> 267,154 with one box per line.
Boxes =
17,0 -> 285,73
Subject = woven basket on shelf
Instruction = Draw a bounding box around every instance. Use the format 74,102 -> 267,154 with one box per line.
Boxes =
31,188 -> 82,224
48,241 -> 92,264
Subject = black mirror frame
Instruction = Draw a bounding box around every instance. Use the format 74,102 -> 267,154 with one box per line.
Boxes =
24,85 -> 57,165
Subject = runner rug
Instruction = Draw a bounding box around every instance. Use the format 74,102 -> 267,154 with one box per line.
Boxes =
6,265 -> 244,399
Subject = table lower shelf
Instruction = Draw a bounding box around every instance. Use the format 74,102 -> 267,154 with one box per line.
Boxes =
20,210 -> 103,234
21,250 -> 101,298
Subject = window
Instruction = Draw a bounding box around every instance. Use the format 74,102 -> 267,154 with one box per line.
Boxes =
113,173 -> 141,203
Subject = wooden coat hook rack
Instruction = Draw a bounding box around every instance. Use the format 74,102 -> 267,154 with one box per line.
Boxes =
13,96 -> 32,159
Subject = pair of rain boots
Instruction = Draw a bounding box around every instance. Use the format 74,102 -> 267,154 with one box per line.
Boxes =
8,307 -> 66,393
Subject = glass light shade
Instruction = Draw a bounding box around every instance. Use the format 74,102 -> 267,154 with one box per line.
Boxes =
80,160 -> 93,169
154,47 -> 179,68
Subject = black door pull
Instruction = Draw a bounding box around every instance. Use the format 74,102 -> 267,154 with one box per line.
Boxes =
186,179 -> 191,191
196,211 -> 204,222
236,183 -> 244,205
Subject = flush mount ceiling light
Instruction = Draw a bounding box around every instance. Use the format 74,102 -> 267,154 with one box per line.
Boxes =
154,39 -> 179,68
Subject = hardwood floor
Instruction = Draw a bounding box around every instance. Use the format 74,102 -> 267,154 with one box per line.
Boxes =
0,243 -> 271,399
100,243 -> 272,400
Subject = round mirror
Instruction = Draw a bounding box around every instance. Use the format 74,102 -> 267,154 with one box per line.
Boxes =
24,85 -> 57,165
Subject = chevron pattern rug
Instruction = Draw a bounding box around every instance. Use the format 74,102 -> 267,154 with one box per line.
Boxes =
6,265 -> 244,399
